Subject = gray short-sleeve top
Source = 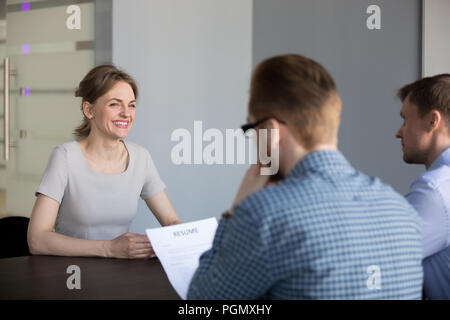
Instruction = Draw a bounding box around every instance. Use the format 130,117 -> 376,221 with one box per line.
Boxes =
35,140 -> 166,240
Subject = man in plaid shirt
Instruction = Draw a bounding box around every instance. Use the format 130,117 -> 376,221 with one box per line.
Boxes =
187,54 -> 423,299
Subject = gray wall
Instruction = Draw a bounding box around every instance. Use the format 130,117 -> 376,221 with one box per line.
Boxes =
112,0 -> 425,234
253,0 -> 423,194
423,0 -> 450,76
112,0 -> 253,233
94,0 -> 112,65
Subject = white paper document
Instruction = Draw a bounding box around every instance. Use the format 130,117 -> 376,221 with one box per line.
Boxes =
145,217 -> 218,299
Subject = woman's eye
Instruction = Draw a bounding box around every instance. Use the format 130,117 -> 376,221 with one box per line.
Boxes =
129,104 -> 136,108
109,103 -> 118,107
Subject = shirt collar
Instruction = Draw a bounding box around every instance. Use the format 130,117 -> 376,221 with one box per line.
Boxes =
289,150 -> 353,178
429,147 -> 450,170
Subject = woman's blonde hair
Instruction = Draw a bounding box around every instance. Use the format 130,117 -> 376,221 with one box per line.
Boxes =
74,65 -> 138,139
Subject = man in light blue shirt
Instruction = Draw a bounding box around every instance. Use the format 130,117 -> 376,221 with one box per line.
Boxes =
396,74 -> 450,299
187,54 -> 424,299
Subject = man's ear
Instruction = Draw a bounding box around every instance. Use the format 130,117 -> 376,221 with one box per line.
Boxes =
429,110 -> 441,132
82,101 -> 94,119
267,118 -> 281,146
266,118 -> 280,130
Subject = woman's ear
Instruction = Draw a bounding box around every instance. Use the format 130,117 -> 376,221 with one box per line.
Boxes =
82,101 -> 94,120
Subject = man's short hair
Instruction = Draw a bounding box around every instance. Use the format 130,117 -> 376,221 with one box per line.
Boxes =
249,54 -> 341,149
397,74 -> 450,127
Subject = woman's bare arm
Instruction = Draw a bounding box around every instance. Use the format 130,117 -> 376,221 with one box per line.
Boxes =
145,191 -> 181,226
28,194 -> 151,259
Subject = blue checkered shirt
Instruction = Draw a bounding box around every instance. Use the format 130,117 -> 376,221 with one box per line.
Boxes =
187,151 -> 423,299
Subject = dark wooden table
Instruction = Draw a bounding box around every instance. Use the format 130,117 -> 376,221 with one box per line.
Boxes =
0,255 -> 180,299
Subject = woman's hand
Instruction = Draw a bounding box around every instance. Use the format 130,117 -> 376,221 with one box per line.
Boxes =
105,232 -> 155,259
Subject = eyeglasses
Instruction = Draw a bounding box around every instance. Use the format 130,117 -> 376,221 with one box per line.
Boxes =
240,117 -> 287,133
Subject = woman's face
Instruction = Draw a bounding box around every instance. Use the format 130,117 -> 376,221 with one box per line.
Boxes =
88,81 -> 136,140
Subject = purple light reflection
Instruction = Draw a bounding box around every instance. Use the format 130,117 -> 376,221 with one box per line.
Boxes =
21,44 -> 29,54
22,2 -> 30,11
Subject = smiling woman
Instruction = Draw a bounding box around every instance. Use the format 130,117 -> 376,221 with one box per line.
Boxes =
27,65 -> 181,259
73,65 -> 138,141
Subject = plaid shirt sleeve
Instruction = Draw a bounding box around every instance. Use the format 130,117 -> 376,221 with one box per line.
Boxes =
187,205 -> 272,299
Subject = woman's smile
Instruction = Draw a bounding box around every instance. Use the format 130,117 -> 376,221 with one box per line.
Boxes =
112,120 -> 130,129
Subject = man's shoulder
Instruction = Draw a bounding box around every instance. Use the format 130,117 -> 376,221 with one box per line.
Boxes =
236,177 -> 319,220
427,163 -> 450,185
238,183 -> 286,211
411,164 -> 450,190
237,171 -> 412,220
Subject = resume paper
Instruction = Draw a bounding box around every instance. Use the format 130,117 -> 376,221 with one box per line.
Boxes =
145,217 -> 218,299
